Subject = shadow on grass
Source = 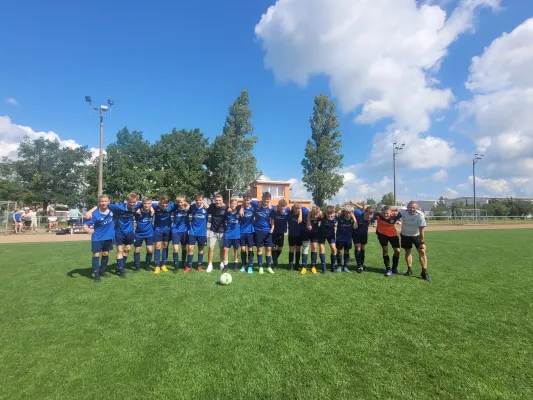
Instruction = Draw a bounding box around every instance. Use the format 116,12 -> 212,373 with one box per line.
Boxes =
66,268 -> 93,279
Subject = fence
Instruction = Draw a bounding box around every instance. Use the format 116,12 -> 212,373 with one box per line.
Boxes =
1,211 -> 86,234
424,216 -> 533,225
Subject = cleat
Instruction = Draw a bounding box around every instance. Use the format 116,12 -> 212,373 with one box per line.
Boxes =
385,269 -> 392,277
233,265 -> 239,272
247,267 -> 253,274
405,268 -> 413,276
321,266 -> 327,275
161,266 -> 168,272
336,266 -> 342,273
154,267 -> 161,275
183,267 -> 192,273
421,270 -> 431,281
220,263 -> 224,271
206,264 -> 213,273
392,268 -> 399,274
222,266 -> 229,273
258,267 -> 264,274
101,272 -> 111,278
94,275 -> 101,283
300,267 -> 308,275
311,267 -> 317,275
343,267 -> 351,273
267,267 -> 275,274
240,266 -> 245,272
330,265 -> 336,272
197,266 -> 204,272
173,267 -> 179,273
357,266 -> 364,273
120,271 -> 127,279
134,267 -> 141,273
144,266 -> 152,272
289,263 -> 294,271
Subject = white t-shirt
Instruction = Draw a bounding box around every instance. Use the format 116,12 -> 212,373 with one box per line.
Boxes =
398,208 -> 426,237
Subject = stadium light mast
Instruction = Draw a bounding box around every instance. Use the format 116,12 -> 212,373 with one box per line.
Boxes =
473,153 -> 484,215
392,139 -> 406,206
85,96 -> 114,197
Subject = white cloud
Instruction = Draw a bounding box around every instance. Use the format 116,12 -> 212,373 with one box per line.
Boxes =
0,115 -> 100,159
255,0 -> 497,170
442,187 -> 458,198
431,168 -> 448,182
457,176 -> 511,196
6,98 -> 18,106
259,174 -> 271,181
459,18 -> 533,193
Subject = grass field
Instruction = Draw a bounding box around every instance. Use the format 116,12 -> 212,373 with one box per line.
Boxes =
1,230 -> 532,399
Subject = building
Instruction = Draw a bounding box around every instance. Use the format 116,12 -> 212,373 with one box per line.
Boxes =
443,196 -> 533,207
246,180 -> 312,209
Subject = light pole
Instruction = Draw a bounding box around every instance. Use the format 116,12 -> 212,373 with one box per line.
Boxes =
85,96 -> 113,197
393,140 -> 406,206
473,153 -> 484,215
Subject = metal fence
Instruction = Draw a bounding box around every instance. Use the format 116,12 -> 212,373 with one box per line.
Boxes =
1,212 -> 87,234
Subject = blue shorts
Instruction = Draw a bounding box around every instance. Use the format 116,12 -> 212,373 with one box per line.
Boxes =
254,231 -> 273,248
154,230 -> 171,243
240,233 -> 254,248
188,235 -> 207,247
307,232 -> 319,243
115,231 -> 135,246
91,239 -> 113,253
319,234 -> 336,244
224,238 -> 241,249
172,231 -> 188,246
336,240 -> 352,251
134,236 -> 154,247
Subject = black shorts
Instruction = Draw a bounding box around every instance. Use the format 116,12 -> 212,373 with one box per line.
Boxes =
272,233 -> 285,247
352,233 -> 368,245
377,232 -> 400,248
307,232 -> 319,243
401,234 -> 422,250
288,236 -> 302,247
336,241 -> 352,251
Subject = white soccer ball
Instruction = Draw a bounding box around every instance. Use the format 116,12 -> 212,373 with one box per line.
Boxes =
220,272 -> 232,285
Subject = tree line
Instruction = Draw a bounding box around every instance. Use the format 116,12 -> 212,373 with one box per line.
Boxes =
0,91 -> 346,210
431,196 -> 533,217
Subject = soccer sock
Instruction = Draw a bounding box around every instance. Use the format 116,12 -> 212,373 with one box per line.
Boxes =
162,248 -> 168,266
336,254 -> 342,266
197,253 -> 204,267
101,256 -> 109,273
383,255 -> 390,268
276,249 -> 282,262
329,254 -> 335,267
248,251 -> 254,267
233,261 -> 238,270
295,251 -> 301,265
92,256 -> 99,276
146,252 -> 152,266
181,250 -> 187,267
392,255 -> 399,269
320,253 -> 326,268
134,252 -> 141,268
288,252 -> 294,264
154,249 -> 161,267
272,248 -> 278,263
311,252 -> 317,266
117,258 -> 124,272
355,250 -> 362,266
123,254 -> 128,264
187,254 -> 193,267
344,253 -> 350,267
266,255 -> 272,266
257,254 -> 263,267
241,251 -> 247,266
361,249 -> 366,265
173,252 -> 179,267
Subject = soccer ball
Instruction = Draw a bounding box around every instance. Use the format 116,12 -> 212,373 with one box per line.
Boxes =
219,272 -> 232,285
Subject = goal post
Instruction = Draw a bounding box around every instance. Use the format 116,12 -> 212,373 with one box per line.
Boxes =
454,208 -> 488,225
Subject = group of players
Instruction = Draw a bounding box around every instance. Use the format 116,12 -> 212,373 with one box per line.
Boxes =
83,191 -> 430,283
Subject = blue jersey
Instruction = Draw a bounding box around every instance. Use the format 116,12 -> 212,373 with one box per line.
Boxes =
188,203 -> 208,236
336,215 -> 354,242
271,207 -> 290,233
84,208 -> 115,241
251,200 -> 274,232
224,209 -> 240,239
153,202 -> 175,232
288,207 -> 307,236
320,215 -> 337,236
108,202 -> 141,235
172,207 -> 189,233
13,213 -> 22,222
134,209 -> 154,239
353,209 -> 374,235
308,212 -> 320,233
237,205 -> 255,234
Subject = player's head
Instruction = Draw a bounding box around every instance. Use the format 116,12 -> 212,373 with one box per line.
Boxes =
278,199 -> 287,210
159,195 -> 170,208
142,196 -> 152,211
291,202 -> 301,214
214,194 -> 224,207
407,201 -> 418,215
175,195 -> 186,208
242,193 -> 251,207
230,198 -> 238,209
325,205 -> 335,219
98,195 -> 110,208
364,206 -> 375,221
126,193 -> 138,209
310,205 -> 321,218
381,205 -> 391,219
262,191 -> 271,206
194,193 -> 204,207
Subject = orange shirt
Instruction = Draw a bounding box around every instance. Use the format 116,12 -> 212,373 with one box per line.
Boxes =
376,214 -> 398,237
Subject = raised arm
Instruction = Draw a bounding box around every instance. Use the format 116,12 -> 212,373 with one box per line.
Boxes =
84,206 -> 97,220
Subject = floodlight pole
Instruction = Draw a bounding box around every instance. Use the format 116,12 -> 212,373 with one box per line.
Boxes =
472,153 -> 484,217
392,140 -> 406,206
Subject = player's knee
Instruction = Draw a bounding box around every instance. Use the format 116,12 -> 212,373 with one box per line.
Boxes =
102,251 -> 109,256
134,248 -> 141,254
93,252 -> 101,257
418,247 -> 426,256
394,249 -> 400,256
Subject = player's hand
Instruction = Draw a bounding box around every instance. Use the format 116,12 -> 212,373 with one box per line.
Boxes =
270,228 -> 274,234
297,217 -> 302,224
307,224 -> 312,231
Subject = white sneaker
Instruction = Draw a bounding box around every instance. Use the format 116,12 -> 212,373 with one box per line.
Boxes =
206,264 -> 213,273
220,263 -> 225,270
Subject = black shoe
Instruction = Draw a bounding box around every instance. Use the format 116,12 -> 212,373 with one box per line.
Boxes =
94,275 -> 101,283
134,267 -> 141,273
322,266 -> 327,275
174,267 -> 180,273
101,272 -> 111,278
330,265 -> 336,272
363,265 -> 367,271
392,268 -> 400,274
222,266 -> 229,273
405,267 -> 413,276
357,265 -> 364,273
120,271 -> 127,279
145,266 -> 152,272
233,265 -> 239,272
289,263 -> 294,271
385,269 -> 393,277
273,260 -> 278,267
421,270 -> 431,281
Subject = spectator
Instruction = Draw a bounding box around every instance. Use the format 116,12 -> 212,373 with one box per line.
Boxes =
47,211 -> 59,232
13,210 -> 23,234
28,207 -> 38,232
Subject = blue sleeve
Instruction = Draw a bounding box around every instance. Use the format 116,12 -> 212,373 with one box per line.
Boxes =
108,204 -> 122,212
354,209 -> 363,217
133,201 -> 142,210
251,200 -> 259,207
167,202 -> 176,212
84,215 -> 95,226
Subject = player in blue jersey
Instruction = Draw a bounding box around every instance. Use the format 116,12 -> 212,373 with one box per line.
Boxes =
270,199 -> 290,269
206,194 -> 227,273
287,203 -> 306,271
133,197 -> 155,272
303,206 -> 322,275
237,193 -> 255,274
318,205 -> 338,274
171,195 -> 190,272
185,194 -> 208,273
83,195 -> 116,283
249,192 -> 275,274
335,208 -> 357,273
222,198 -> 240,272
152,195 -> 176,274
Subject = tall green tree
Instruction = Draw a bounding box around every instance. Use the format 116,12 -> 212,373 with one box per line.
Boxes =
3,136 -> 91,210
504,197 -> 533,216
379,192 -> 395,206
301,94 -> 344,207
365,198 -> 377,207
205,89 -> 260,202
432,196 -> 448,216
151,128 -> 209,199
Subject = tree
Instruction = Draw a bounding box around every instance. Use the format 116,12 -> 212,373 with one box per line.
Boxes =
151,128 -> 209,199
504,197 -> 533,216
483,199 -> 509,216
380,192 -> 395,206
432,196 -> 448,217
4,136 -> 91,210
205,89 -> 261,202
365,198 -> 377,207
301,94 -> 344,207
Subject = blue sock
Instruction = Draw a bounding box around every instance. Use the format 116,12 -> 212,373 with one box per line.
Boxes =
302,254 -> 308,267
154,249 -> 160,267
117,258 -> 124,272
181,250 -> 187,267
101,256 -> 109,273
320,253 -> 326,267
134,252 -> 140,267
92,256 -> 99,276
266,256 -> 272,266
146,252 -> 152,266
162,248 -> 168,266
330,255 -> 336,267
123,254 -> 128,265
197,253 -> 204,267
258,254 -> 263,267
173,252 -> 179,267
187,254 -> 193,267
248,251 -> 254,267
311,252 -> 317,265
344,253 -> 350,266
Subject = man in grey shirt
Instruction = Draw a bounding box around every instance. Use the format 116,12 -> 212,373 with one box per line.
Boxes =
396,201 -> 430,281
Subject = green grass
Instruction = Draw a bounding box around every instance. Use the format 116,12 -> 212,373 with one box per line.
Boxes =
1,230 -> 532,399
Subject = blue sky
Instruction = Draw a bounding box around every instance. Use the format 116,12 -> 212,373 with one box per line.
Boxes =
1,0 -> 533,202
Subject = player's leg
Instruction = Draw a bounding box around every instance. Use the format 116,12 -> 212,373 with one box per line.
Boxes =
185,235 -> 196,272
219,234 -> 226,271
343,241 -> 352,272
265,233 -> 274,273
240,239 -> 248,271
301,235 -> 310,273
172,232 -> 181,272
207,231 -> 216,272
115,232 -> 125,274
391,235 -> 401,274
232,242 -> 240,271
329,239 -> 338,272
247,235 -> 254,273
92,251 -> 101,283
415,236 -> 429,280
318,235 -> 327,274
145,240 -> 154,271
255,232 -> 264,271
288,238 -> 296,270
309,236 -> 318,274
273,233 -> 284,270
196,236 -> 206,271
134,238 -> 143,272
101,240 -> 113,277
160,232 -> 170,272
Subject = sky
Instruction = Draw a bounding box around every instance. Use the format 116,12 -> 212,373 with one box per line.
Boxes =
1,0 -> 533,203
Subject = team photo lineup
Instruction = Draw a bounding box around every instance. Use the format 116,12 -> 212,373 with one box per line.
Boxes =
83,190 -> 430,283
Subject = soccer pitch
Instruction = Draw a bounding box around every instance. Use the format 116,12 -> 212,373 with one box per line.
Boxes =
1,230 -> 532,399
